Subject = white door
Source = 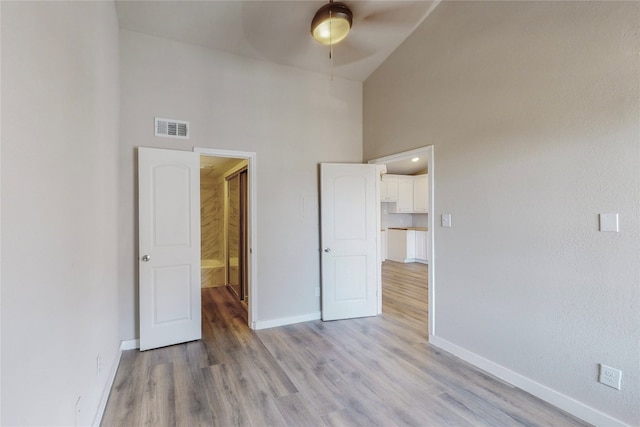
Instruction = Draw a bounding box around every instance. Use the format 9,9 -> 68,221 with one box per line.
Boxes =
138,147 -> 201,351
321,163 -> 378,321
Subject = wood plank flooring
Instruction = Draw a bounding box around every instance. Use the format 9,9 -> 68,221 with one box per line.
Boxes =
101,261 -> 591,427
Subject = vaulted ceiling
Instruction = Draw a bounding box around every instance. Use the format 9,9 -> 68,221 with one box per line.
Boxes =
115,1 -> 440,82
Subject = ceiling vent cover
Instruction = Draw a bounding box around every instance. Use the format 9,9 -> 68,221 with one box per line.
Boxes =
155,117 -> 189,139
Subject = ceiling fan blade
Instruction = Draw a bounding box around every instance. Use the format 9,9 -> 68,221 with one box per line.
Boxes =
352,1 -> 435,27
240,1 -> 318,63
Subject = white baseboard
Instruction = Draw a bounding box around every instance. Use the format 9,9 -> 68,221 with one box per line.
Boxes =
91,339 -> 140,426
121,339 -> 140,350
252,312 -> 321,330
429,335 -> 628,427
91,342 -> 123,426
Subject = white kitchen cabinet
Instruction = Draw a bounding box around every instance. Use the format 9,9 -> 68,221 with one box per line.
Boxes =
415,230 -> 427,263
388,229 -> 412,262
386,174 -> 428,214
380,175 -> 399,202
390,176 -> 413,213
413,174 -> 428,213
426,231 -> 431,264
380,229 -> 387,261
387,228 -> 428,264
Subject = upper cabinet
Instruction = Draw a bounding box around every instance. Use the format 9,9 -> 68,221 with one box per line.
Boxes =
383,174 -> 428,214
413,174 -> 428,213
380,175 -> 399,202
395,176 -> 414,213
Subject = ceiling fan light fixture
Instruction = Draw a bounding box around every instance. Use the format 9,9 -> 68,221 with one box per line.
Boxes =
311,2 -> 353,45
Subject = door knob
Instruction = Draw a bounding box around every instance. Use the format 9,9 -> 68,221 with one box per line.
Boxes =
323,248 -> 331,253
141,255 -> 151,262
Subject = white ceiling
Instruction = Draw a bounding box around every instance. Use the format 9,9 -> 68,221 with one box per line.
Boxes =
115,0 -> 440,82
200,155 -> 245,180
385,156 -> 428,175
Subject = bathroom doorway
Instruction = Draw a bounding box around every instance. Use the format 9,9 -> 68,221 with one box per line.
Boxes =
197,148 -> 257,328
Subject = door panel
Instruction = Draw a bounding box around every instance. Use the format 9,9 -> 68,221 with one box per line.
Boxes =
139,147 -> 201,351
153,265 -> 192,323
152,164 -> 192,245
334,256 -> 367,300
333,175 -> 367,239
321,163 -> 378,321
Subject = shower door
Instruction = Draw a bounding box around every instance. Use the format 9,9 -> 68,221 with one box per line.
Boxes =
226,169 -> 248,301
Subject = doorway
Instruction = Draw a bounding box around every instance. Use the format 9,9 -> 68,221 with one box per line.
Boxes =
369,146 -> 434,337
196,147 -> 258,328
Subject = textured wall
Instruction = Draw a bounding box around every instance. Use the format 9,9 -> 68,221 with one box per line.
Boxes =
119,30 -> 362,336
364,1 -> 639,425
200,173 -> 225,288
200,175 -> 224,262
1,2 -> 121,424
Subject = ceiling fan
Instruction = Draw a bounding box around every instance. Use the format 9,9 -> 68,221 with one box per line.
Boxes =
308,1 -> 433,64
310,1 -> 353,47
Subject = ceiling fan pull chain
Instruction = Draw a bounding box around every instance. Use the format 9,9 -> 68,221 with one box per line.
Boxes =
329,9 -> 333,59
329,8 -> 333,80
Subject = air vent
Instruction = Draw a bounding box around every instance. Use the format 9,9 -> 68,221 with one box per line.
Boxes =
155,117 -> 189,139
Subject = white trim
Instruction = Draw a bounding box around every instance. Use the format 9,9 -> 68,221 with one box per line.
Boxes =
253,312 -> 321,330
368,145 -> 435,336
121,339 -> 140,350
375,164 -> 385,315
195,148 -> 256,159
368,146 -> 432,166
91,341 -> 129,426
194,147 -> 258,329
429,335 -> 629,427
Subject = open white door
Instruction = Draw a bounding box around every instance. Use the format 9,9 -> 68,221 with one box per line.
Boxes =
138,147 -> 201,351
321,163 -> 378,321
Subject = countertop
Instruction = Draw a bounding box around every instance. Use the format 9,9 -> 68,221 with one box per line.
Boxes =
387,227 -> 428,231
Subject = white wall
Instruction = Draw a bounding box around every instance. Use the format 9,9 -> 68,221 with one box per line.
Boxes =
364,1 -> 639,425
118,30 -> 362,338
380,207 -> 412,229
1,1 -> 121,425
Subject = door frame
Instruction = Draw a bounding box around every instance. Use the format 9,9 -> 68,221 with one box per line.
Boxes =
368,145 -> 435,337
194,147 -> 258,329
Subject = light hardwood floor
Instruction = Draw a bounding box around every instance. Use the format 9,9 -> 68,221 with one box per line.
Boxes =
101,261 -> 590,426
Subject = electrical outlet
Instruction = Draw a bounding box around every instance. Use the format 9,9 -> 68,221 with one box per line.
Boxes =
96,354 -> 101,376
599,364 -> 622,390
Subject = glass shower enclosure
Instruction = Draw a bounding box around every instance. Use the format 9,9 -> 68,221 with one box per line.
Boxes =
226,168 -> 248,302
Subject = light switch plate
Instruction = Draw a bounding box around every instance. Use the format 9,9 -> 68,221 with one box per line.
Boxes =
599,213 -> 619,232
442,214 -> 452,228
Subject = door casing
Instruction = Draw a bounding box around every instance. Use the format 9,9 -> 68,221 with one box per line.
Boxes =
368,145 -> 435,337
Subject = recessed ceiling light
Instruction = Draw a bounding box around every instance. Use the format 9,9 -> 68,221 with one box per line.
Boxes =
411,157 -> 420,162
